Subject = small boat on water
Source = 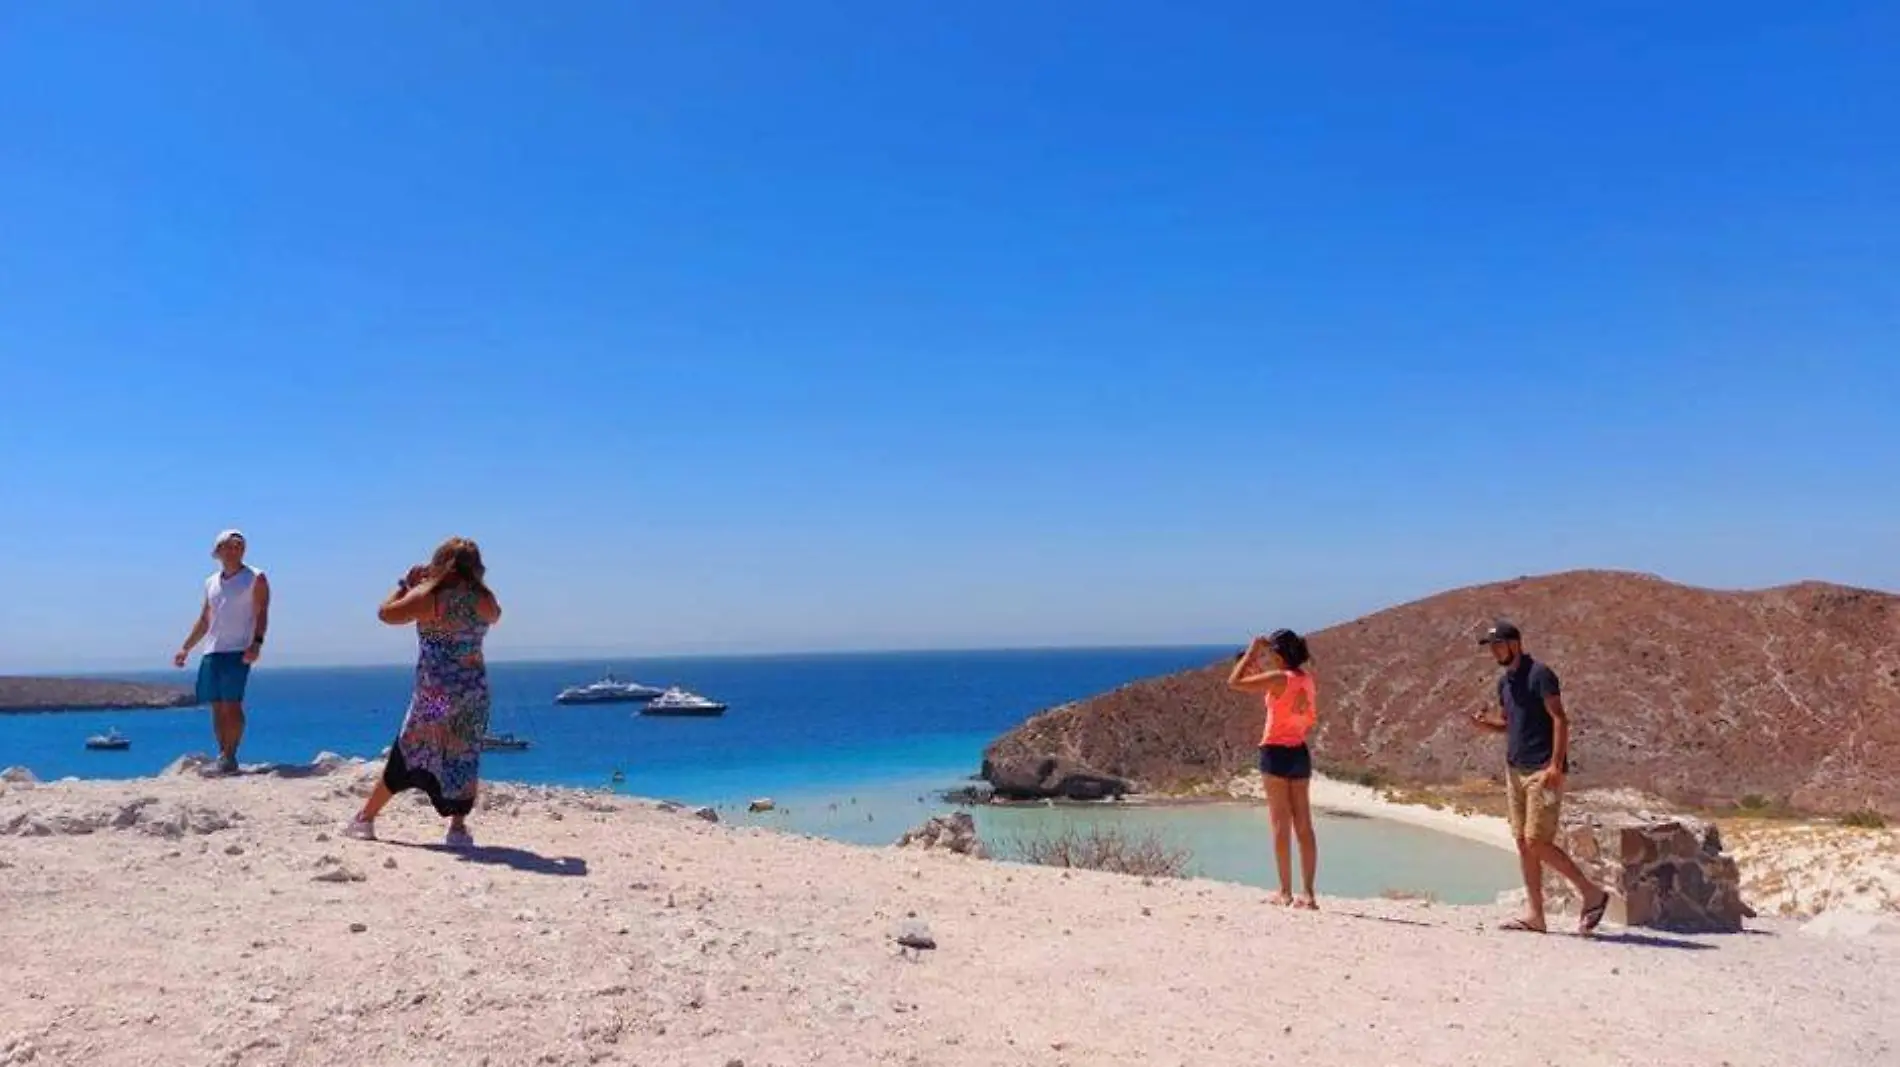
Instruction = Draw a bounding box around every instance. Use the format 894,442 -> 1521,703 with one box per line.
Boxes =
84,728 -> 131,751
480,732 -> 530,752
555,672 -> 664,705
641,687 -> 727,717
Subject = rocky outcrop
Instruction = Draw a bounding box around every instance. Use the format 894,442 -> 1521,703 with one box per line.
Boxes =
982,571 -> 1900,815
0,767 -> 37,785
1558,814 -> 1748,933
979,751 -> 1130,801
0,677 -> 194,712
1,795 -> 243,838
896,813 -> 988,858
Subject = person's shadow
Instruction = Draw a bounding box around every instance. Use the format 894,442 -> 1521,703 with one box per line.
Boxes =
389,840 -> 588,878
1590,930 -> 1718,951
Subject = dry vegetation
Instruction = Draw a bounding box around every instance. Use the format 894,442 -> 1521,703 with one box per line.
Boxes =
1006,825 -> 1193,879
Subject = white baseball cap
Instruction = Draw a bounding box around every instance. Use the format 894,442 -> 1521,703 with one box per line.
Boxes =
213,529 -> 247,548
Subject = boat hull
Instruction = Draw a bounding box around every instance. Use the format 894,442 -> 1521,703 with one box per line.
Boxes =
640,705 -> 727,717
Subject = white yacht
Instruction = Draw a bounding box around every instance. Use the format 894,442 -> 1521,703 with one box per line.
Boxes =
84,728 -> 131,751
555,672 -> 664,705
641,687 -> 727,717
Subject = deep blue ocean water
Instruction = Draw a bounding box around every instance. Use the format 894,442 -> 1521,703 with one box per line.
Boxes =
0,647 -> 1516,901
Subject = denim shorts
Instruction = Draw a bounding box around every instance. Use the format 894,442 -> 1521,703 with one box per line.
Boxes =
196,651 -> 252,704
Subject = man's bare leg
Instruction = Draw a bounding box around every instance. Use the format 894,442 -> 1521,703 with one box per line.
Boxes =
212,701 -> 245,769
1516,839 -> 1549,930
1532,841 -> 1608,920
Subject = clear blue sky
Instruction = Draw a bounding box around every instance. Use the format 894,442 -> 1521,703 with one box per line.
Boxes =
2,3 -> 1895,671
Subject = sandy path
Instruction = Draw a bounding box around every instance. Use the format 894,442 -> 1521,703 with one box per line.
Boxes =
1,767 -> 1894,1067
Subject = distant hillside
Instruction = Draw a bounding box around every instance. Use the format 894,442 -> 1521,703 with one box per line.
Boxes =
982,571 -> 1900,817
0,677 -> 195,713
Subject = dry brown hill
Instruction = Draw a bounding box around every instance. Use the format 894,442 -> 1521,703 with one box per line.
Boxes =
0,676 -> 194,713
982,571 -> 1900,816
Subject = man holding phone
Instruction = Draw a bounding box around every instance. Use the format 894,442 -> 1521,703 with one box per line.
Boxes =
1471,621 -> 1609,935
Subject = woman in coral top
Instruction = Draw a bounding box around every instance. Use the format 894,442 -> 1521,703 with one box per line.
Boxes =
1227,629 -> 1319,908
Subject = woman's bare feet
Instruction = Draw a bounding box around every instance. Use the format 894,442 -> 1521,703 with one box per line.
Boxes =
1294,895 -> 1319,911
1269,891 -> 1294,907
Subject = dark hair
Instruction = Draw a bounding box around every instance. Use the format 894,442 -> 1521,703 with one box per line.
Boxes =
1267,628 -> 1311,672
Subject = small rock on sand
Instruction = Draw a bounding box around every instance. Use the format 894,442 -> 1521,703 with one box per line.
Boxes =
693,806 -> 719,823
893,919 -> 936,951
312,864 -> 367,884
748,798 -> 776,813
348,923 -> 368,934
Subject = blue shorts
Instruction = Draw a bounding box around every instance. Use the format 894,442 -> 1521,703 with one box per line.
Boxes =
196,652 -> 252,704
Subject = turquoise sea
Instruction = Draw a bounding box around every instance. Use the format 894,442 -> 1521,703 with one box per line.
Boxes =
0,648 -> 1515,902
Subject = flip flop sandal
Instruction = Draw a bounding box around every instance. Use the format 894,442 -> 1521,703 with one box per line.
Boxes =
1500,918 -> 1547,933
1578,892 -> 1611,936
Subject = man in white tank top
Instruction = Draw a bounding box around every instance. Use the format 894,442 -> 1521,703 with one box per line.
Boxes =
173,530 -> 272,774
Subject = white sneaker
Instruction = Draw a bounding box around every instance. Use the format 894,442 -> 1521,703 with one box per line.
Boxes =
342,818 -> 377,841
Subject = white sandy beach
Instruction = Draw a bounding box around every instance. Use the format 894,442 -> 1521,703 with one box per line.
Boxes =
1219,771 -> 1518,851
2,762 -> 1896,1067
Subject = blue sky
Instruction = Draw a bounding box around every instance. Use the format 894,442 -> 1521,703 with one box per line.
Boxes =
2,2 -> 1895,670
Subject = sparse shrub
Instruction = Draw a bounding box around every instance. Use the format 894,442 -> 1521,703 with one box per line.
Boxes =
1315,761 -> 1387,791
1380,888 -> 1438,904
1353,768 -> 1388,790
1840,809 -> 1888,830
1738,794 -> 1769,811
1010,825 -> 1192,879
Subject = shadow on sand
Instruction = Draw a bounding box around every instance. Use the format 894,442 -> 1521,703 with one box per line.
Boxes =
1589,930 -> 1717,951
389,840 -> 588,877
1332,909 -> 1436,929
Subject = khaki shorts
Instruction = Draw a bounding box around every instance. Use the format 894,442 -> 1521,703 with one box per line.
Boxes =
1505,766 -> 1562,845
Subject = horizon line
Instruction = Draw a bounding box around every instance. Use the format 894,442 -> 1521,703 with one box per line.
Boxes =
6,640 -> 1238,678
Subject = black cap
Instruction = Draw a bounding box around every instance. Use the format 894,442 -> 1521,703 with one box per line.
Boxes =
1478,621 -> 1522,645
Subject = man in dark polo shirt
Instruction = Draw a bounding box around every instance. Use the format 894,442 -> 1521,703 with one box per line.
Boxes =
1470,621 -> 1610,935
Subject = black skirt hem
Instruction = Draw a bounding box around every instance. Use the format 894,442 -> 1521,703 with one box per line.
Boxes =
381,739 -> 476,818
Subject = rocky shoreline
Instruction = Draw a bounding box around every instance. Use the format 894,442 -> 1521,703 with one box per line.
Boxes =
0,676 -> 195,713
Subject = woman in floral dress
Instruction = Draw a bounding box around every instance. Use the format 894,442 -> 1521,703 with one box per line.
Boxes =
344,537 -> 501,847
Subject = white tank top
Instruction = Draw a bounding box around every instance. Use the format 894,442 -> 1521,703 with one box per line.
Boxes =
204,566 -> 263,654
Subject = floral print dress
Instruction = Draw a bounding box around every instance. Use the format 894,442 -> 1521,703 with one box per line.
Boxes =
382,585 -> 491,817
